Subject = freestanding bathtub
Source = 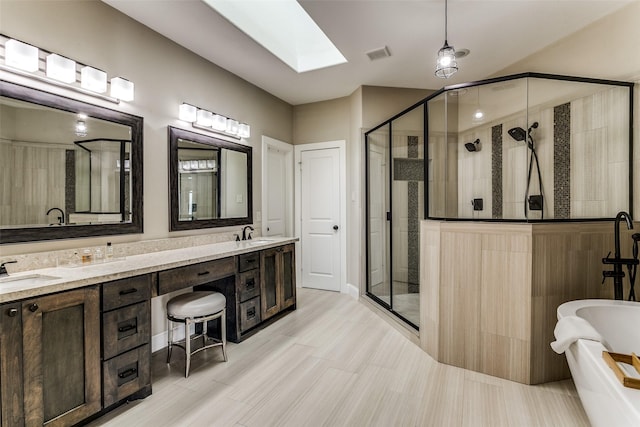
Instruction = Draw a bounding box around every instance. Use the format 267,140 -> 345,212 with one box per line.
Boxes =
557,299 -> 640,427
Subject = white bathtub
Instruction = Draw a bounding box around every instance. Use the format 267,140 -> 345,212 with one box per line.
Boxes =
557,299 -> 640,427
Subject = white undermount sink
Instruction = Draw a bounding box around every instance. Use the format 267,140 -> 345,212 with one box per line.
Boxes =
0,274 -> 60,285
247,239 -> 275,245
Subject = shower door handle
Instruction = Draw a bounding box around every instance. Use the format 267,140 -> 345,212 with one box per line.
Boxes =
386,212 -> 391,221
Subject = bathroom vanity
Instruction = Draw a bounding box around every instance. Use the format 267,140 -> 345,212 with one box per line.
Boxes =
0,238 -> 296,426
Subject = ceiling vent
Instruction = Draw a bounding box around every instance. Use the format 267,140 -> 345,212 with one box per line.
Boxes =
366,46 -> 391,61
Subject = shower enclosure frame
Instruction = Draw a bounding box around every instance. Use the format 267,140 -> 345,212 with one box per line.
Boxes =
365,72 -> 634,330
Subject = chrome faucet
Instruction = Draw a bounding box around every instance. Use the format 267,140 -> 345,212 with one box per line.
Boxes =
602,211 -> 635,300
0,260 -> 17,277
46,207 -> 65,225
242,225 -> 254,241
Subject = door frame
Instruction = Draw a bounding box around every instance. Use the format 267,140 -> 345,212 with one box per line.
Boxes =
294,141 -> 347,293
261,135 -> 294,237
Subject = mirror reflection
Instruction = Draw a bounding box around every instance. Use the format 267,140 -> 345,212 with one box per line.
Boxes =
0,80 -> 143,244
169,126 -> 252,231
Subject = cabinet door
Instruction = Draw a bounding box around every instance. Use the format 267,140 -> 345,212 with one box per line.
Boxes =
261,247 -> 280,320
280,244 -> 296,310
22,287 -> 101,427
0,303 -> 24,427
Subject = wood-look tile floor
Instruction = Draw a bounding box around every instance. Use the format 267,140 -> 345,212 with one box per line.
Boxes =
89,288 -> 589,427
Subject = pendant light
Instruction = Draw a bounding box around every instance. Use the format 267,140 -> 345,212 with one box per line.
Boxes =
435,0 -> 458,79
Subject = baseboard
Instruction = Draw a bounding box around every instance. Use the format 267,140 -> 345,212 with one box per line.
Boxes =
343,283 -> 359,299
151,324 -> 193,353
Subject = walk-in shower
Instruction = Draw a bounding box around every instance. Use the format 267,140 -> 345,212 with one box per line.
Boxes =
365,72 -> 633,330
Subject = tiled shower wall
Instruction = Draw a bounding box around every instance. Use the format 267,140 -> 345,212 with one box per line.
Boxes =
457,86 -> 629,219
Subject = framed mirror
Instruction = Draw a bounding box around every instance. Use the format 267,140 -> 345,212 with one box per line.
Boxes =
0,80 -> 143,244
169,126 -> 252,231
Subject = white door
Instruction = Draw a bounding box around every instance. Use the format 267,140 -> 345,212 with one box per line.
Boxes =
300,147 -> 341,292
262,137 -> 293,237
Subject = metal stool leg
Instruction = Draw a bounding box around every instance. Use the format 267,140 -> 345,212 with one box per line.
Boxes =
221,309 -> 227,362
166,317 -> 173,363
185,317 -> 192,378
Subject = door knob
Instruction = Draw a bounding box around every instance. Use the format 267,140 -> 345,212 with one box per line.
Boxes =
333,225 -> 339,231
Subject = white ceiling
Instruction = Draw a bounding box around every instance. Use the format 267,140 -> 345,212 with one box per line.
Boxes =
103,0 -> 633,106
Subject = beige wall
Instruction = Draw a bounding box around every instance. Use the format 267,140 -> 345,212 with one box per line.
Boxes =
0,0 -> 293,256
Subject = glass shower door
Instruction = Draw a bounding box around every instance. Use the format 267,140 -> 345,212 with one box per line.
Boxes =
366,104 -> 423,329
367,124 -> 391,306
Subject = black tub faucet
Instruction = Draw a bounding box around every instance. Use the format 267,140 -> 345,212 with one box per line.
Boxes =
602,211 -> 635,300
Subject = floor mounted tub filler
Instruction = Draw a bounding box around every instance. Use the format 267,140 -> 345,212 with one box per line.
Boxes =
553,299 -> 640,427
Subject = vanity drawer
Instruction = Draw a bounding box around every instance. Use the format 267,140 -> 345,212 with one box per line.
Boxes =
103,301 -> 150,360
238,252 -> 260,272
158,257 -> 235,295
103,344 -> 150,408
237,270 -> 260,302
102,275 -> 151,311
239,296 -> 261,332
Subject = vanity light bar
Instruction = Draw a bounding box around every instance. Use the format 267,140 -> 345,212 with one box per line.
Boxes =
178,102 -> 251,139
0,34 -> 134,104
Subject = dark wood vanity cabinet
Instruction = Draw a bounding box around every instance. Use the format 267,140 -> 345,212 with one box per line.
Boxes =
236,252 -> 262,335
22,287 -> 102,426
261,244 -> 296,321
0,302 -> 24,427
101,275 -> 152,408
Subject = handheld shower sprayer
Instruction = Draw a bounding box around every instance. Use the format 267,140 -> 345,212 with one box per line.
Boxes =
507,122 -> 544,219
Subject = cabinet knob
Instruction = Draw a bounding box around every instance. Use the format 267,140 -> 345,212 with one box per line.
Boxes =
29,303 -> 39,312
7,308 -> 18,317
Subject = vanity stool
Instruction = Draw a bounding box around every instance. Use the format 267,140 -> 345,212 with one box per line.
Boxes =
166,291 -> 228,377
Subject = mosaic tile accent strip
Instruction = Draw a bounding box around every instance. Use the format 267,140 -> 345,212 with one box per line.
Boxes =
492,124 -> 503,219
554,103 -> 571,219
408,136 -> 421,291
408,180 -> 419,291
65,150 -> 76,221
393,158 -> 424,181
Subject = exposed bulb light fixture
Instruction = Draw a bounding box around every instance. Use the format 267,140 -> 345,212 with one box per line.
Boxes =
471,86 -> 484,124
178,103 -> 250,140
0,35 -> 135,103
472,109 -> 484,123
75,120 -> 87,137
435,0 -> 458,79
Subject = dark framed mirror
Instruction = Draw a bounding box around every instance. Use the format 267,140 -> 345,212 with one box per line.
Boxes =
0,80 -> 143,244
169,126 -> 252,231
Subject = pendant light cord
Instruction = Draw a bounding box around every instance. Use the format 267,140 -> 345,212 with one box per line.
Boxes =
444,0 -> 448,42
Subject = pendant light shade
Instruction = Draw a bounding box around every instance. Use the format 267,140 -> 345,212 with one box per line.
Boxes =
435,0 -> 458,79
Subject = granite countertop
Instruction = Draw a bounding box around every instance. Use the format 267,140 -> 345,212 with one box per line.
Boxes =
0,237 -> 297,303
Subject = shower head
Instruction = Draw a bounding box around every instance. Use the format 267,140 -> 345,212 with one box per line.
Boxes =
508,127 -> 527,142
464,139 -> 481,152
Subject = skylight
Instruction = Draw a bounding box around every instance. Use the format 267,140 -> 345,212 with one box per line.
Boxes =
203,0 -> 347,73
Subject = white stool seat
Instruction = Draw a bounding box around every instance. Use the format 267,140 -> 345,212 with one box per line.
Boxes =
166,290 -> 227,377
167,291 -> 226,318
